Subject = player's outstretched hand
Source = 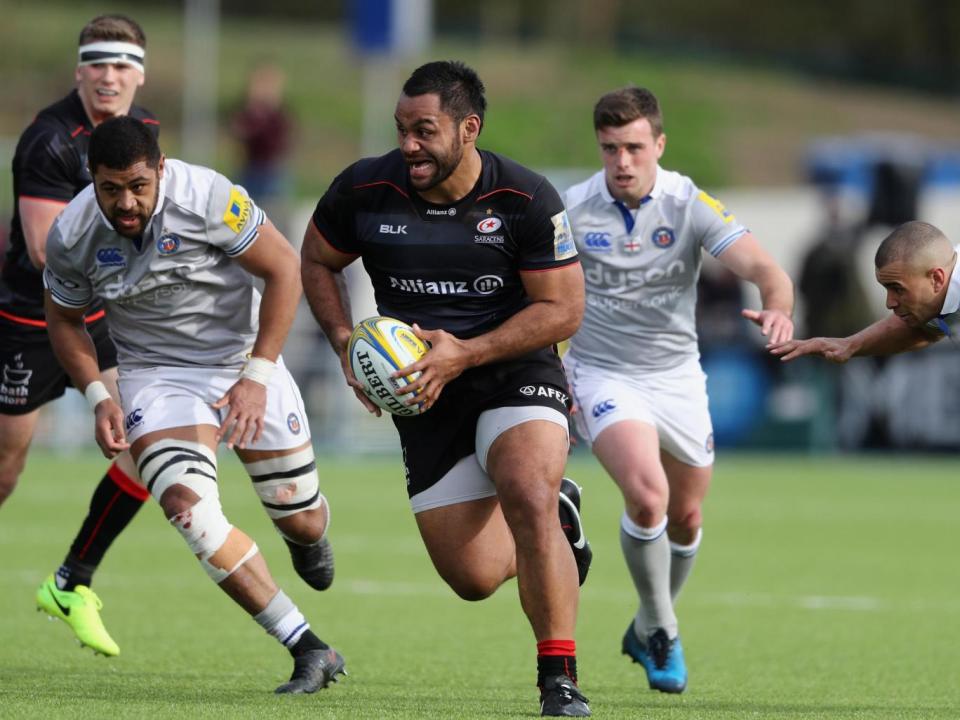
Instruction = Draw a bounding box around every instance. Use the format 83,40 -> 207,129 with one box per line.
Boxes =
212,378 -> 267,449
94,398 -> 129,459
768,336 -> 854,364
742,308 -> 794,345
394,324 -> 467,412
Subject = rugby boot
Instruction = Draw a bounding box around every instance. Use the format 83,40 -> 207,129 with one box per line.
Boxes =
36,575 -> 120,656
558,477 -> 593,586
539,674 -> 591,717
275,647 -> 347,694
622,623 -> 687,693
285,536 -> 334,591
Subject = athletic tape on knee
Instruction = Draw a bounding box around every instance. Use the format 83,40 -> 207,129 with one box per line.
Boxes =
138,439 -> 218,500
243,447 -> 324,519
670,527 -> 703,557
621,512 -> 667,542
169,496 -> 258,583
202,530 -> 258,584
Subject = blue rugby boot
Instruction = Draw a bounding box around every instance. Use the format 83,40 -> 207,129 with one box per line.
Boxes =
621,624 -> 687,693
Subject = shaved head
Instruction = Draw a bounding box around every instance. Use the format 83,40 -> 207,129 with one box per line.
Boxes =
875,221 -> 954,271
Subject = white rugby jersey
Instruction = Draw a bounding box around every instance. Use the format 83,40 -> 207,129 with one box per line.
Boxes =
44,159 -> 266,370
925,243 -> 960,338
564,166 -> 747,372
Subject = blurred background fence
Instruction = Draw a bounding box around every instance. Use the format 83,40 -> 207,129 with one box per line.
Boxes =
3,0 -> 960,454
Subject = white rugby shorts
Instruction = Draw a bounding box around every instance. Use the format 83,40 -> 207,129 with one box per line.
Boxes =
117,359 -> 310,449
563,354 -> 714,467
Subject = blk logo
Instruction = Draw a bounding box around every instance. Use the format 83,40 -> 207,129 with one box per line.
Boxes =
379,224 -> 407,235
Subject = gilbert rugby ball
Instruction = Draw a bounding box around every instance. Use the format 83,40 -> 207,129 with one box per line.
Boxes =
348,316 -> 429,416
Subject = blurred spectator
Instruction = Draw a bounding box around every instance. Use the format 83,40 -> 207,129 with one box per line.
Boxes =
696,257 -> 749,349
797,188 -> 874,338
231,63 -> 293,220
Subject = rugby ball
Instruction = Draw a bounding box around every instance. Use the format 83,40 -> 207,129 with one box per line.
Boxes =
348,316 -> 429,416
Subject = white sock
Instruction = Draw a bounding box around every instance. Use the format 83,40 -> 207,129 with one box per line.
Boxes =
253,590 -> 309,648
620,512 -> 677,639
669,528 -> 702,601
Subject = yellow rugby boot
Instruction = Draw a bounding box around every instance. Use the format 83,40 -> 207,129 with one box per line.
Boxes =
36,575 -> 120,656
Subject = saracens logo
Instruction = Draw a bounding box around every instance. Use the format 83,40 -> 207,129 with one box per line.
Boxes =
477,217 -> 503,234
651,226 -> 676,249
156,233 -> 181,255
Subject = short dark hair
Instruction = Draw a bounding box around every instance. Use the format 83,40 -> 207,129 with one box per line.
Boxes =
88,116 -> 161,174
875,221 -> 949,268
593,87 -> 663,136
402,61 -> 487,131
79,14 -> 146,48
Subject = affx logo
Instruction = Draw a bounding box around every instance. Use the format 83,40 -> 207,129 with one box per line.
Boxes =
518,385 -> 569,405
379,224 -> 407,235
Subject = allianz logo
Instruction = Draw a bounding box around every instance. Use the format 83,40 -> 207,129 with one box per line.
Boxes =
389,274 -> 504,295
584,259 -> 686,289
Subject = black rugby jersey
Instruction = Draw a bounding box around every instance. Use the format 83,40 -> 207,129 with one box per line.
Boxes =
312,148 -> 579,339
0,90 -> 158,321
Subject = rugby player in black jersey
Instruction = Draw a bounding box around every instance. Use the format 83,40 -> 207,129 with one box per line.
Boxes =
0,15 -> 155,657
302,61 -> 592,717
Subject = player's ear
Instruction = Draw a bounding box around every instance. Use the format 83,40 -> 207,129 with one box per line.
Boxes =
157,155 -> 165,179
655,132 -> 667,159
930,266 -> 947,292
461,114 -> 481,144
136,70 -> 145,88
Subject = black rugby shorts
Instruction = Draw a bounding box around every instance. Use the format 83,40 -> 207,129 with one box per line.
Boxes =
392,347 -> 571,498
0,315 -> 118,415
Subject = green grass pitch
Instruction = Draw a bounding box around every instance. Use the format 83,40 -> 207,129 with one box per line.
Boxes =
1,450 -> 958,719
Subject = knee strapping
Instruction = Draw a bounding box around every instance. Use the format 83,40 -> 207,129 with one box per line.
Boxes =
168,494 -> 258,582
138,439 -> 218,500
243,447 -> 325,520
139,439 -> 255,582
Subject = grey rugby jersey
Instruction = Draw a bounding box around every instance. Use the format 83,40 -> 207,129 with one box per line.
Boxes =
44,159 -> 266,370
564,166 -> 747,372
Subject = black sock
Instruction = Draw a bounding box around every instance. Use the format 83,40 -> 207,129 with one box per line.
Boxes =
537,655 -> 578,685
59,466 -> 148,591
289,629 -> 329,657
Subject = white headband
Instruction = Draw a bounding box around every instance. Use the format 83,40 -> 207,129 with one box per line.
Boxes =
78,41 -> 145,73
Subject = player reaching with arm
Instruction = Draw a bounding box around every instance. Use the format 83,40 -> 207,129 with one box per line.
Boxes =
562,87 -> 793,695
302,61 -> 592,717
43,116 -> 343,693
771,221 -> 954,362
0,14 -> 157,657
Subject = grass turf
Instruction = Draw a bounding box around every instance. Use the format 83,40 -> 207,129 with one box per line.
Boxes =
1,450 -> 958,718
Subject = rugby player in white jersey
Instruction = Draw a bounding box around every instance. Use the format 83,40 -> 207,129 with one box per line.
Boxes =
42,116 -> 344,694
562,87 -> 794,693
771,221 -> 959,361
